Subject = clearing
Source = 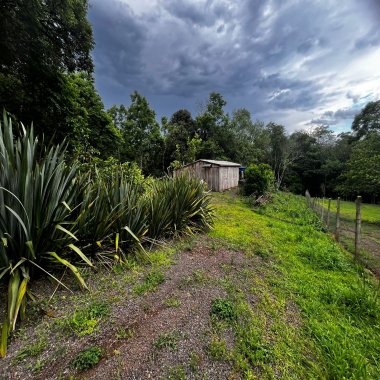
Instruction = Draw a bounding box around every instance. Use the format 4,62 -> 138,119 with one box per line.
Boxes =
1,192 -> 379,379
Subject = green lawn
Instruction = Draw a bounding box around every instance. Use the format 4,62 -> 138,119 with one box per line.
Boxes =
210,191 -> 380,379
321,198 -> 380,224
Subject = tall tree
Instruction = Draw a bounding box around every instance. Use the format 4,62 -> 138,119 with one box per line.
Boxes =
337,132 -> 380,201
0,0 -> 94,140
352,100 -> 380,139
230,108 -> 269,165
195,92 -> 234,159
120,92 -> 163,175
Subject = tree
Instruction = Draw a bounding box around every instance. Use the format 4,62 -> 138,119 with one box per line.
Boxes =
230,109 -> 269,165
352,101 -> 380,139
163,109 -> 196,167
337,132 -> 380,201
121,92 -> 163,175
0,0 -> 94,140
195,92 -> 235,159
63,72 -> 122,159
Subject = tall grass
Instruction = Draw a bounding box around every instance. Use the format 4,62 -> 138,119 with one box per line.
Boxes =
0,113 -> 213,356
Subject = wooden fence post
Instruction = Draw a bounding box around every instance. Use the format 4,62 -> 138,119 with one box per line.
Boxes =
335,197 -> 341,242
327,198 -> 331,228
321,197 -> 325,221
355,196 -> 362,259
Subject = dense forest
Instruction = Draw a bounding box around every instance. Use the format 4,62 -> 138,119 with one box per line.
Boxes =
1,0 -> 379,201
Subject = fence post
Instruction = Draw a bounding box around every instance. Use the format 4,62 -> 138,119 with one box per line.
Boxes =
355,196 -> 362,259
327,198 -> 331,228
321,197 -> 325,221
335,197 -> 341,242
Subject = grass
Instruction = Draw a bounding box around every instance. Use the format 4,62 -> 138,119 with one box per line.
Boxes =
321,198 -> 380,224
154,331 -> 182,350
210,298 -> 237,322
210,191 -> 380,379
164,296 -> 181,308
15,338 -> 46,362
132,269 -> 165,295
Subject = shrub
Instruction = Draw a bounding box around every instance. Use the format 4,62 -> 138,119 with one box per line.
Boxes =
0,113 -> 91,357
147,175 -> 213,238
243,163 -> 274,197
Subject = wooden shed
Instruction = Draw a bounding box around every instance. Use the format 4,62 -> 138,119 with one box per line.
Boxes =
174,159 -> 241,192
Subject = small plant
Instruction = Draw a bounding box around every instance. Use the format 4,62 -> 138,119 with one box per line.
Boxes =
164,296 -> 181,308
208,337 -> 228,360
180,269 -> 209,288
154,331 -> 182,350
210,298 -> 237,322
133,269 -> 165,295
15,338 -> 47,361
64,301 -> 110,336
167,364 -> 186,380
71,346 -> 102,371
116,327 -> 134,340
189,351 -> 202,372
242,163 -> 274,197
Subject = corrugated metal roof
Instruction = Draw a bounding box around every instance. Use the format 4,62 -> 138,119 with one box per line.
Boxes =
198,159 -> 241,167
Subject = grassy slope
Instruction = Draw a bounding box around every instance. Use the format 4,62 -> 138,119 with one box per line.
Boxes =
210,192 -> 380,379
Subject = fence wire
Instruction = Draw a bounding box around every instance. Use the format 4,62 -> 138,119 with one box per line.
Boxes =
306,192 -> 380,277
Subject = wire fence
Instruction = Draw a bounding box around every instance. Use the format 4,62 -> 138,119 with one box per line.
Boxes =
306,191 -> 380,277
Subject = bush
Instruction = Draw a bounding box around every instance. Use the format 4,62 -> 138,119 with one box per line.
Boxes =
0,113 -> 90,357
243,163 -> 274,197
147,175 -> 214,239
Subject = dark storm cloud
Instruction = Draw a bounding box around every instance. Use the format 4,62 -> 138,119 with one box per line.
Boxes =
89,0 -> 380,130
89,1 -> 147,88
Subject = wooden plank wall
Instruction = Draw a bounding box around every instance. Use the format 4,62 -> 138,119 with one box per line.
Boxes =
174,161 -> 239,192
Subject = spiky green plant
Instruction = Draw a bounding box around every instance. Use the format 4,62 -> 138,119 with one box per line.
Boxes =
0,113 -> 91,357
147,175 -> 213,239
76,173 -> 148,257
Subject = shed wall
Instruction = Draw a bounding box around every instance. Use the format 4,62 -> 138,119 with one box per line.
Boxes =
174,160 -> 239,192
218,166 -> 239,191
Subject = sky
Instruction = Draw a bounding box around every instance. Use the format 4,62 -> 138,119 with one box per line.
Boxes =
88,0 -> 380,133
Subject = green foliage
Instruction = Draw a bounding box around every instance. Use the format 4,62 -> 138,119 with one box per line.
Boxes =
0,0 -> 94,144
164,296 -> 181,308
62,72 -> 122,158
153,331 -> 182,350
76,172 -> 148,252
132,269 -> 165,295
208,337 -> 229,360
352,100 -> 380,139
147,175 -> 214,239
337,132 -> 380,199
15,338 -> 46,361
243,163 -> 274,196
64,301 -> 110,337
71,346 -> 102,371
0,113 -> 90,357
109,92 -> 164,175
210,298 -> 237,322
